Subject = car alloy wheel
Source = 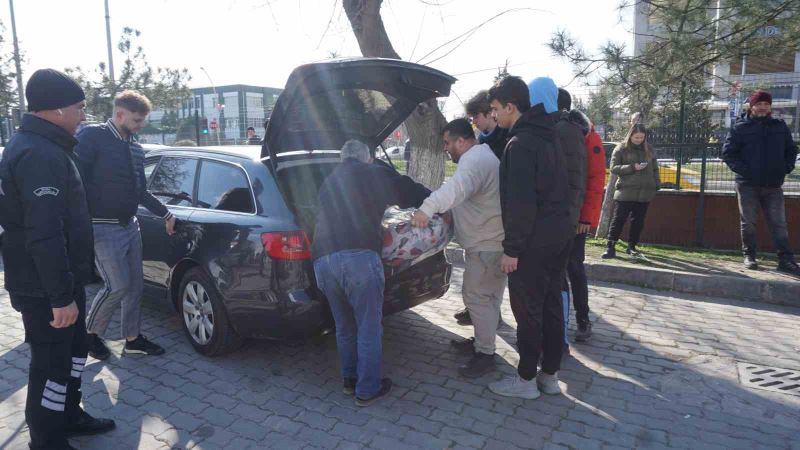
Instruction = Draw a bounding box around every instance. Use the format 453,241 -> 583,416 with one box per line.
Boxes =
182,280 -> 215,345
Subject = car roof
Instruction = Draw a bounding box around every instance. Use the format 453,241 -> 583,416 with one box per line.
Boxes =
148,145 -> 262,161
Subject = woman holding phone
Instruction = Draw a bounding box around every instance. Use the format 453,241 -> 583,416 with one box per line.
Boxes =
602,123 -> 660,258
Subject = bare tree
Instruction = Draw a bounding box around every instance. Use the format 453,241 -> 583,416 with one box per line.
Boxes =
343,0 -> 447,189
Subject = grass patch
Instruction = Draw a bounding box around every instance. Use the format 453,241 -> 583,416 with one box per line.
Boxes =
585,237 -> 777,266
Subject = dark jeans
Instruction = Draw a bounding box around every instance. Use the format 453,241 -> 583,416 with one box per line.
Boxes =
508,239 -> 572,380
608,201 -> 650,245
562,233 -> 590,343
313,250 -> 385,398
735,184 -> 794,260
19,288 -> 88,450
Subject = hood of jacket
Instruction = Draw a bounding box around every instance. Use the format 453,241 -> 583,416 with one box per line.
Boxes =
566,109 -> 591,136
527,77 -> 559,114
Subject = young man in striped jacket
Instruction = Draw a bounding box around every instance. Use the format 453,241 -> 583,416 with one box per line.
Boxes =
75,91 -> 176,360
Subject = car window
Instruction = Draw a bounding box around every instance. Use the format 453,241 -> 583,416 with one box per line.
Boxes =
144,158 -> 160,184
149,157 -> 198,207
196,160 -> 254,213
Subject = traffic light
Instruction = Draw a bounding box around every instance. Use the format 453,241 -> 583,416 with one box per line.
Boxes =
201,117 -> 209,135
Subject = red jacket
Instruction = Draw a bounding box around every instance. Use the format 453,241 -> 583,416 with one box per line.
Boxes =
579,126 -> 606,227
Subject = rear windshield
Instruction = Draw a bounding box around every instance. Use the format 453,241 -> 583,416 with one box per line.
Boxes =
283,89 -> 401,144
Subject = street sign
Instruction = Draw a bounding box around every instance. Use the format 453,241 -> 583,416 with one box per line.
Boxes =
209,119 -> 218,130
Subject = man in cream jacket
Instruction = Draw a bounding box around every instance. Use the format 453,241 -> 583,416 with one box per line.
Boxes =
412,118 -> 506,378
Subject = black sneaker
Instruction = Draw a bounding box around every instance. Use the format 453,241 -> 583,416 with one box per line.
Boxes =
123,335 -> 165,356
355,378 -> 392,407
777,259 -> 800,276
454,308 -> 472,325
458,352 -> 496,378
575,321 -> 592,342
450,337 -> 475,354
64,409 -> 116,437
87,334 -> 110,361
343,377 -> 357,395
626,245 -> 642,257
744,255 -> 758,270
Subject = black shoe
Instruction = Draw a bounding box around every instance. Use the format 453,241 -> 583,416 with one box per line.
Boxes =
626,244 -> 641,257
575,321 -> 592,342
458,352 -> 496,378
64,409 -> 116,437
355,378 -> 392,407
343,377 -> 357,395
87,334 -> 110,361
123,335 -> 165,356
450,337 -> 475,354
601,241 -> 616,259
777,259 -> 800,275
454,308 -> 472,325
744,255 -> 758,270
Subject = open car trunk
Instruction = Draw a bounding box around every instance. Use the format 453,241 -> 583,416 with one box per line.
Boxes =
264,58 -> 456,275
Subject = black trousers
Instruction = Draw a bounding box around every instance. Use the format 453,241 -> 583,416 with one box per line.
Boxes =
735,184 -> 793,260
19,288 -> 88,450
508,238 -> 572,380
565,232 -> 590,325
608,201 -> 650,245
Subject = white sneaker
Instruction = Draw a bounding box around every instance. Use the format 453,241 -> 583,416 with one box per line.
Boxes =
488,374 -> 541,399
536,371 -> 562,395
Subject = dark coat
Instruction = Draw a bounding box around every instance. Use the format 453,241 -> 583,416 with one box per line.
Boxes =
500,104 -> 572,258
722,115 -> 798,188
311,159 -> 430,260
552,109 -> 589,227
479,126 -> 509,160
0,114 -> 95,310
75,122 -> 170,223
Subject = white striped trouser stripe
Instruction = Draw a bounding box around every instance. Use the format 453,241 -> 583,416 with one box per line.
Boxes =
45,380 -> 67,394
42,379 -> 67,411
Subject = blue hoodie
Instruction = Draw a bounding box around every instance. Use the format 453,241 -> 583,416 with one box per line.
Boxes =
527,77 -> 558,114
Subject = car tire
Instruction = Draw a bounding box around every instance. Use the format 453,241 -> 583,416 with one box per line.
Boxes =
178,267 -> 241,356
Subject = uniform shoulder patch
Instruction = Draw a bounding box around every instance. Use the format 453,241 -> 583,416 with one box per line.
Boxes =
33,187 -> 60,197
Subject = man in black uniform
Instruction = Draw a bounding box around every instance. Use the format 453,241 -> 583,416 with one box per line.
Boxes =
0,69 -> 115,450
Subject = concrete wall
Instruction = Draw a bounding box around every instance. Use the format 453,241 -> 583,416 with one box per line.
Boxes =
618,191 -> 800,252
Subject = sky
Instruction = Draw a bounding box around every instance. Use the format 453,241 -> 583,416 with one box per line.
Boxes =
1,0 -> 634,118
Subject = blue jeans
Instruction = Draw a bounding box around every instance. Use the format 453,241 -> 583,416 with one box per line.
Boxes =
313,250 -> 385,398
86,219 -> 144,339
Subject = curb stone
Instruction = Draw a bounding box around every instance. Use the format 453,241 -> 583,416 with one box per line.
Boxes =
444,247 -> 800,307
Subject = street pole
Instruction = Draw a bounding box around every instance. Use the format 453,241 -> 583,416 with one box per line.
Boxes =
104,0 -> 115,83
200,66 -> 221,146
9,0 -> 25,119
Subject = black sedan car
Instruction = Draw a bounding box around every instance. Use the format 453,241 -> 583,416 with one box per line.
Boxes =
139,58 -> 456,355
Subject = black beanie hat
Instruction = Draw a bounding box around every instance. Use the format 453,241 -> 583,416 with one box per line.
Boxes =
25,69 -> 85,112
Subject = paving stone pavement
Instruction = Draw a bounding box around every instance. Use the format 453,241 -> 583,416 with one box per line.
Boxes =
1,265 -> 799,449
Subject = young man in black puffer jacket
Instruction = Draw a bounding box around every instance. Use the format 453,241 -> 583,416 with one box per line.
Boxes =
75,90 -> 176,359
722,90 -> 799,274
487,75 -> 572,400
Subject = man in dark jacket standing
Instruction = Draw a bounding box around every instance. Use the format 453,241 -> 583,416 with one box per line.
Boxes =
76,91 -> 175,359
487,76 -> 572,399
722,90 -> 799,274
312,140 -> 429,407
0,69 -> 115,450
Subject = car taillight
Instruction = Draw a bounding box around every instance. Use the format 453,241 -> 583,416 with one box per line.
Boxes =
261,231 -> 312,260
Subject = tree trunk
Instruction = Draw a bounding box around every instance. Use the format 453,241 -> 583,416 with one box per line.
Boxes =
343,0 -> 446,189
595,173 -> 617,239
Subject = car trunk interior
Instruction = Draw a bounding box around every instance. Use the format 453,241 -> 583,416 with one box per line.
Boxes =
271,157 -> 339,236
